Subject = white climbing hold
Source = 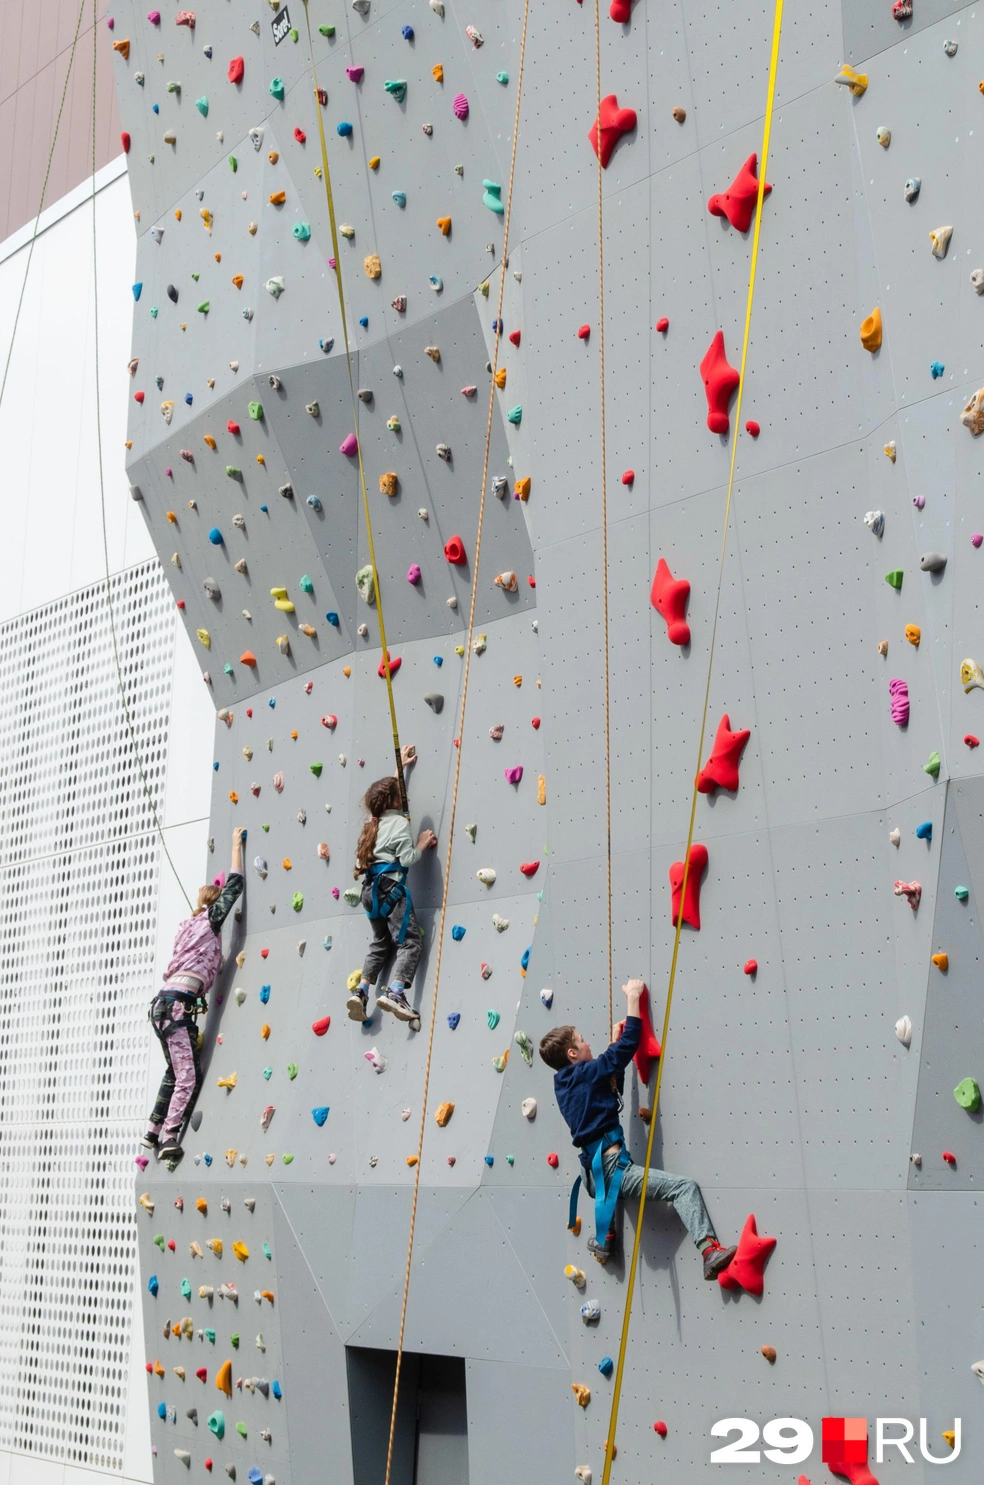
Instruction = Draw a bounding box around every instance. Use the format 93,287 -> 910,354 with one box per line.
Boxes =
492,914 -> 509,932
889,828 -> 900,847
465,823 -> 477,841
540,988 -> 554,1008
929,225 -> 953,259
864,510 -> 884,537
477,868 -> 496,885
418,508 -> 429,520
430,0 -> 444,14
971,270 -> 984,295
972,1361 -> 984,1386
961,658 -> 984,693
944,38 -> 958,56
265,276 -> 285,298
522,1097 -> 537,1120
364,1047 -> 387,1073
235,987 -> 247,1006
910,1153 -> 921,1166
575,1468 -> 593,1484
895,1016 -> 912,1047
446,595 -> 458,609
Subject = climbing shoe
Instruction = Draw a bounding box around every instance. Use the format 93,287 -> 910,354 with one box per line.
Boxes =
702,1241 -> 738,1280
587,1231 -> 616,1265
140,1131 -> 160,1150
158,1138 -> 184,1161
346,988 -> 369,1022
376,987 -> 416,1022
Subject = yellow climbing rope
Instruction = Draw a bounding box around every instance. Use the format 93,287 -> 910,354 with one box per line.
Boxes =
379,4 -> 531,1480
301,0 -> 408,810
599,3 -> 785,1480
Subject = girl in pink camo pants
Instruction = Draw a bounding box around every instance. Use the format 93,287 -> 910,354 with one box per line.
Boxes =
142,828 -> 245,1161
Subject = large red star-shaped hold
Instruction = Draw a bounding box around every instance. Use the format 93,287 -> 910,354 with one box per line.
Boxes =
588,94 -> 637,168
698,714 -> 751,794
669,843 -> 708,930
700,331 -> 741,435
707,153 -> 772,233
632,984 -> 662,1084
716,1213 -> 777,1296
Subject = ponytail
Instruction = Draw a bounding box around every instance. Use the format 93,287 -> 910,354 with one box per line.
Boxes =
354,777 -> 402,876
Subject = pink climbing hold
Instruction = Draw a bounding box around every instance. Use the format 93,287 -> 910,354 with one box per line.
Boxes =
407,564 -> 421,584
700,330 -> 740,435
519,861 -> 540,877
346,65 -> 364,81
894,880 -> 921,910
707,153 -> 772,233
655,317 -> 669,334
312,1017 -> 331,1036
972,534 -> 983,548
444,535 -> 467,565
716,1213 -> 776,1295
697,714 -> 750,794
888,677 -> 909,726
453,93 -> 469,119
632,984 -> 662,1083
339,432 -> 359,456
504,766 -> 523,785
588,94 -> 637,168
650,558 -> 690,646
669,842 -> 708,930
147,9 -> 161,23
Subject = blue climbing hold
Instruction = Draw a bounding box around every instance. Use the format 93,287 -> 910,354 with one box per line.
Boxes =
598,1356 -> 614,1378
930,361 -> 945,379
260,504 -> 269,513
132,283 -> 143,300
269,697 -> 276,708
915,821 -> 933,840
259,985 -> 271,1003
485,1155 -> 494,1166
492,319 -> 502,332
402,24 -> 414,37
337,121 -> 353,136
392,191 -> 407,207
307,496 -> 323,511
447,1012 -> 460,1030
312,1106 -> 330,1126
272,1380 -> 282,1399
213,761 -> 219,771
157,1402 -> 167,1419
433,656 -> 443,666
152,103 -> 159,114
203,1153 -> 212,1166
359,316 -> 369,328
521,947 -> 530,971
185,392 -> 193,404
451,925 -> 466,941
326,611 -> 340,627
148,1274 -> 159,1296
208,527 -> 223,545
248,1470 -> 263,1485
319,337 -> 334,353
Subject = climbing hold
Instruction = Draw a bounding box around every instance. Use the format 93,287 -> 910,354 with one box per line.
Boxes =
905,625 -> 921,648
716,1213 -> 776,1295
588,95 -> 636,168
650,558 -> 691,646
924,751 -> 941,778
864,510 -> 884,537
700,331 -> 740,434
876,125 -> 891,147
930,225 -> 953,259
451,926 -> 466,942
669,843 -> 709,930
698,714 -> 750,793
888,678 -> 909,727
962,388 -> 984,436
893,880 -> 922,910
633,985 -> 663,1083
954,1078 -> 981,1111
920,552 -> 947,573
885,570 -> 903,592
444,536 -> 467,565
904,177 -> 921,202
943,1151 -> 956,1165
519,861 -> 539,877
216,1361 -> 233,1396
895,1016 -> 912,1047
743,960 -> 757,977
312,1017 -> 331,1037
453,93 -> 469,119
707,154 -> 772,233
915,821 -> 932,841
860,307 -> 882,352
565,1266 -> 586,1287
434,1102 -> 454,1126
932,952 -> 948,971
571,1384 -> 591,1408
483,181 -> 504,214
356,566 -> 376,605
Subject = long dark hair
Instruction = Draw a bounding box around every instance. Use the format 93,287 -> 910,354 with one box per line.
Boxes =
354,777 -> 402,876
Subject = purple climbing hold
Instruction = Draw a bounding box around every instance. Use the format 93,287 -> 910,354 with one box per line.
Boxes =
340,432 -> 359,456
453,93 -> 469,119
407,564 -> 421,584
889,677 -> 910,726
504,766 -> 523,785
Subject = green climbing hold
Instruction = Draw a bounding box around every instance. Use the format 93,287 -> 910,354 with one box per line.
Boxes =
496,71 -> 509,84
290,27 -> 299,41
384,79 -> 408,102
191,272 -> 200,282
923,750 -> 941,779
197,300 -> 210,314
150,306 -> 158,318
487,1009 -> 500,1030
955,1077 -> 982,1111
236,1421 -> 248,1439
955,885 -> 969,900
282,1153 -> 294,1165
226,466 -> 243,480
310,762 -> 323,777
224,664 -> 233,675
261,823 -> 270,832
343,887 -> 360,906
507,405 -> 523,425
299,574 -> 314,592
356,564 -> 376,605
482,180 -> 504,214
229,155 -> 238,172
292,892 -> 304,912
318,23 -> 335,36
207,1411 -> 225,1439
269,77 -> 285,100
514,1030 -> 534,1066
195,95 -> 209,116
506,1154 -> 515,1165
230,1333 -> 239,1349
263,1066 -> 273,1079
181,1277 -> 192,1298
166,81 -> 181,94
263,1242 -> 272,1260
153,1233 -> 165,1251
204,1328 -> 215,1344
287,1063 -> 298,1080
885,570 -> 903,590
293,221 -> 311,241
248,401 -> 263,420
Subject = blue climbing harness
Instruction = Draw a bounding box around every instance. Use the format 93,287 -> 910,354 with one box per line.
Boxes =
568,1125 -> 632,1246
363,860 -> 413,945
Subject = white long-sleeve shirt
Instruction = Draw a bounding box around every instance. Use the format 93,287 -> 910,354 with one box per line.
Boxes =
372,810 -> 422,869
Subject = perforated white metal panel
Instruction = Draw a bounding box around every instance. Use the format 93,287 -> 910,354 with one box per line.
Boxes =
0,560 -> 173,1472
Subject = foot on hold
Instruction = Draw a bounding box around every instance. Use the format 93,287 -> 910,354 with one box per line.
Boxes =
346,988 -> 369,1021
141,1131 -> 160,1150
377,987 -> 416,1021
159,1137 -> 184,1160
701,1240 -> 738,1280
587,1231 -> 616,1265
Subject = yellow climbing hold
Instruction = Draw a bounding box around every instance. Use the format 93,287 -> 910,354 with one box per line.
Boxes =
207,1239 -> 223,1257
434,1101 -> 455,1126
494,368 -> 506,388
203,433 -> 217,449
196,629 -> 211,649
368,156 -> 381,170
217,1072 -> 237,1089
364,254 -> 382,278
942,1431 -> 956,1449
139,1192 -> 155,1214
347,967 -> 364,992
537,775 -> 546,805
270,587 -> 295,612
572,1383 -> 591,1408
196,1198 -> 207,1215
432,63 -> 444,82
837,63 -> 868,97
216,1359 -> 233,1397
860,306 -> 882,352
228,791 -> 239,804
436,216 -> 452,236
514,475 -> 531,500
233,1242 -> 249,1262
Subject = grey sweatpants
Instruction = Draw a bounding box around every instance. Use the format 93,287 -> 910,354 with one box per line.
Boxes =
360,878 -> 423,988
584,1146 -> 716,1248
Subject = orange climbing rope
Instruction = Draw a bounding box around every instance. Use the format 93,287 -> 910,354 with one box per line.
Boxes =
598,2 -> 785,1480
301,0 -> 408,811
379,4 -> 531,1480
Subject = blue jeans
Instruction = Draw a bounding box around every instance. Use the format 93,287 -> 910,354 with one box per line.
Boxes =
584,1147 -> 715,1248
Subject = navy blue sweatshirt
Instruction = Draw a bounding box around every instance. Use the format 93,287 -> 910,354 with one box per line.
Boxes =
553,1016 -> 641,1164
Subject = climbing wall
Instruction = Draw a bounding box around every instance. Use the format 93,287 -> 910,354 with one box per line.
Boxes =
113,0 -> 983,1480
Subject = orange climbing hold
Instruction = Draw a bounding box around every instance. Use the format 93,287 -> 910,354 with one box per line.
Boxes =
669,843 -> 708,930
215,1359 -> 233,1396
203,434 -> 217,449
112,38 -> 130,58
707,153 -> 772,233
436,216 -> 452,236
700,330 -> 740,435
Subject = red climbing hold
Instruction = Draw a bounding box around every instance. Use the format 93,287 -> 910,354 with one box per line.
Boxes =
943,1150 -> 956,1165
654,1421 -> 668,1438
531,717 -> 541,728
650,557 -> 691,647
196,1367 -> 208,1382
609,0 -> 631,20
669,842 -> 708,930
121,131 -> 131,153
509,330 -> 521,347
716,1213 -> 776,1295
621,470 -> 634,486
205,1463 -> 213,1475
294,126 -> 307,143
378,652 -> 402,678
260,948 -> 269,959
965,735 -> 980,748
444,535 -> 467,564
743,959 -> 757,977
547,1152 -> 559,1167
577,324 -> 590,340
697,713 -> 750,794
176,600 -> 185,609
134,390 -> 145,403
824,1464 -> 879,1485
632,984 -> 662,1084
519,860 -> 540,877
312,1016 -> 331,1036
227,55 -> 244,84
321,714 -> 338,730
700,330 -> 740,435
227,420 -> 240,435
745,420 -> 760,437
588,94 -> 637,169
655,317 -> 669,334
707,153 -> 772,233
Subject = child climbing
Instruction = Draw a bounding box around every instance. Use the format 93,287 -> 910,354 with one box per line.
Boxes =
141,827 -> 246,1161
539,979 -> 737,1277
347,744 -> 437,1024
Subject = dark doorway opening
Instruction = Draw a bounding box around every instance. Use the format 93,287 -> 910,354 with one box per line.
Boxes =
347,1346 -> 469,1485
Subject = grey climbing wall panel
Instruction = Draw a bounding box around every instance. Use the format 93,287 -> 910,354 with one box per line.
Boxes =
115,0 -> 982,1480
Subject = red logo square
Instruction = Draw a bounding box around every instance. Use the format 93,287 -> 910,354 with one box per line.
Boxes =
822,1417 -> 868,1467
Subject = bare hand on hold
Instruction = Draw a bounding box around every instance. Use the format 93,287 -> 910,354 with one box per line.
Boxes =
417,828 -> 438,850
400,743 -> 417,768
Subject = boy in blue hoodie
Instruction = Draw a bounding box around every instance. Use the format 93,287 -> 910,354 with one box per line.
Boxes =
539,978 -> 736,1274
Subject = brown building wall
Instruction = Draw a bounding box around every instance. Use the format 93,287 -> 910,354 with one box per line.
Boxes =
0,0 -> 122,244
